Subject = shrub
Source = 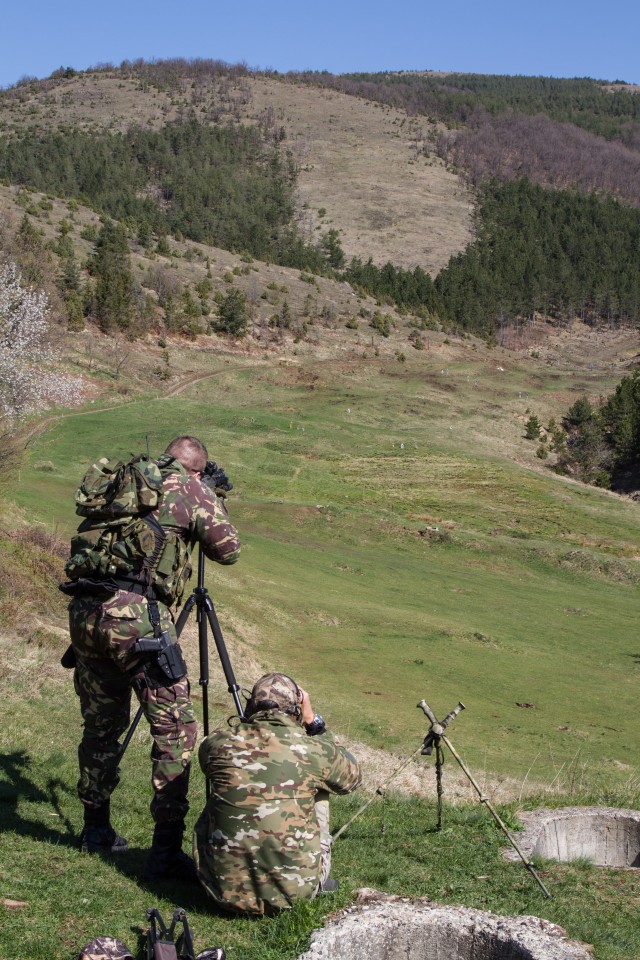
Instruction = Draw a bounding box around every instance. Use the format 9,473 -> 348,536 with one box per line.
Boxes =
371,311 -> 394,337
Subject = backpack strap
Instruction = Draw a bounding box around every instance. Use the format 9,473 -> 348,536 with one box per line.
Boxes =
147,596 -> 163,639
140,512 -> 167,635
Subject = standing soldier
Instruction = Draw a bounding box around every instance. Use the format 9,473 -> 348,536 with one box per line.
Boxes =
194,673 -> 361,915
64,435 -> 240,881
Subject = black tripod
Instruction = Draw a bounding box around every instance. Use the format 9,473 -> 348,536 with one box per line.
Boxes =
120,548 -> 245,792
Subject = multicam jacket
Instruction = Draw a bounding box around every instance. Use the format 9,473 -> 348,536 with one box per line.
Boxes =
193,710 -> 361,916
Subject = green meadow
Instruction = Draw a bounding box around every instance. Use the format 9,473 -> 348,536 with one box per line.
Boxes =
2,348 -> 640,958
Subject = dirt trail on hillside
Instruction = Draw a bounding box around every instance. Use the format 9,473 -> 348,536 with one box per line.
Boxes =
19,350 -> 385,448
20,365 -> 244,447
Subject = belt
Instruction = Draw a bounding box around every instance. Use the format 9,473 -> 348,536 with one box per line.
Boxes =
111,577 -> 150,596
59,577 -> 157,599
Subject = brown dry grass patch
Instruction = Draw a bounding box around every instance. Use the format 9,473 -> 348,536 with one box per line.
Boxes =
0,68 -> 474,275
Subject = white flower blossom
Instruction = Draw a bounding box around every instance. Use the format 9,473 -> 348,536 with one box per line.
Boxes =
0,261 -> 83,420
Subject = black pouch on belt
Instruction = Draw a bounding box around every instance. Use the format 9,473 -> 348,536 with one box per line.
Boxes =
134,632 -> 187,688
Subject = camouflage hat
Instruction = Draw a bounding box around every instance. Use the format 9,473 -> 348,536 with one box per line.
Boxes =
78,937 -> 134,960
249,672 -> 300,715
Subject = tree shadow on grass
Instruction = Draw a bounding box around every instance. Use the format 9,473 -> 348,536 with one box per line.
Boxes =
0,749 -> 77,847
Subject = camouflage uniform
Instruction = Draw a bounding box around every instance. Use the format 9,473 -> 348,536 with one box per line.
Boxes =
69,463 -> 240,824
79,937 -> 134,960
194,710 -> 361,916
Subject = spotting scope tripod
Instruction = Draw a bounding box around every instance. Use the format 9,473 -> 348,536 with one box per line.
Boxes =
119,548 -> 245,796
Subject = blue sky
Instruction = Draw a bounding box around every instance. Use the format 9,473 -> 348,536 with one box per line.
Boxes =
1,0 -> 638,89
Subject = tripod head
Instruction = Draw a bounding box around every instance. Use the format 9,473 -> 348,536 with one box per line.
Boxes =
417,699 -> 465,755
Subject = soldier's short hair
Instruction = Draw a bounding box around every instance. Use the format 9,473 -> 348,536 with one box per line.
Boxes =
165,435 -> 208,473
247,672 -> 301,717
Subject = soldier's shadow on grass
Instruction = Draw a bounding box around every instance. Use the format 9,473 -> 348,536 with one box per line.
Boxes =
106,851 -> 228,914
117,864 -> 237,926
138,877 -> 221,914
0,749 -> 77,847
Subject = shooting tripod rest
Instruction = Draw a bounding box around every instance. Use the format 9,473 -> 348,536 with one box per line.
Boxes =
120,547 -> 244,796
332,698 -> 552,899
417,699 -> 552,899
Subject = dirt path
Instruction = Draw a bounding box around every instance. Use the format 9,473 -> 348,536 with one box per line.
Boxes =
20,366 -> 241,447
19,351 -> 376,448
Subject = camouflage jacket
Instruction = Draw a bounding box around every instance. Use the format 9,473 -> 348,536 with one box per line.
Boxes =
149,462 -> 240,601
68,464 -> 240,661
194,710 -> 361,915
67,459 -> 240,607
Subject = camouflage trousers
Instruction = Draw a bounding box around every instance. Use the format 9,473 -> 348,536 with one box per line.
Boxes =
69,589 -> 197,823
315,793 -> 331,891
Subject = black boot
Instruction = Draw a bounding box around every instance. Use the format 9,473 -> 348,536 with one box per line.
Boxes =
141,821 -> 197,882
80,801 -> 128,854
319,877 -> 340,894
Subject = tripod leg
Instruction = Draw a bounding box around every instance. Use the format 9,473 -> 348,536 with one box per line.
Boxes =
441,732 -> 552,899
175,595 -> 197,639
204,601 -> 244,720
198,599 -> 211,738
435,744 -> 444,831
119,704 -> 144,759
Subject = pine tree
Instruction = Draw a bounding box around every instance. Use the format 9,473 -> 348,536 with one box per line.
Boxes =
524,414 -> 542,440
90,221 -> 134,331
214,289 -> 248,338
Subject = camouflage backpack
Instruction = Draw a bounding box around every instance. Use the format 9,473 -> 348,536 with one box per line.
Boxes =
75,455 -> 164,520
65,455 -> 167,591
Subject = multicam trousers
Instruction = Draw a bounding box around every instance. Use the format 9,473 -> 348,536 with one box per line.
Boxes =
69,589 -> 197,823
315,793 -> 331,891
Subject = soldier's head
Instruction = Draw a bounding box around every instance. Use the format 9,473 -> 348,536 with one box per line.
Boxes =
246,672 -> 302,721
165,435 -> 208,475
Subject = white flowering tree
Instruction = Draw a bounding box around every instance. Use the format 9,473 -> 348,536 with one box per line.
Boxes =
0,261 -> 82,421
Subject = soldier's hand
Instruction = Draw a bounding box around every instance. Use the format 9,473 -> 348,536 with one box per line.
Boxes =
298,686 -> 315,726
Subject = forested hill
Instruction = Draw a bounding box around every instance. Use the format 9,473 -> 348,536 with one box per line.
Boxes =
1,60 -> 639,339
291,71 -> 640,204
293,72 -> 640,141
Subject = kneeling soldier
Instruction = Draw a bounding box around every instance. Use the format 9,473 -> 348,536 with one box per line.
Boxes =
194,672 -> 361,915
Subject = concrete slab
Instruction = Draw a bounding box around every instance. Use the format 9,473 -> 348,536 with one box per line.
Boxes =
503,807 -> 640,868
298,891 -> 592,960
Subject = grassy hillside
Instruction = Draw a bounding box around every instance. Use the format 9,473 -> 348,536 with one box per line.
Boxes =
7,344 -> 640,784
0,68 -> 474,274
2,58 -> 640,960
2,339 -> 640,959
3,62 -> 640,338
